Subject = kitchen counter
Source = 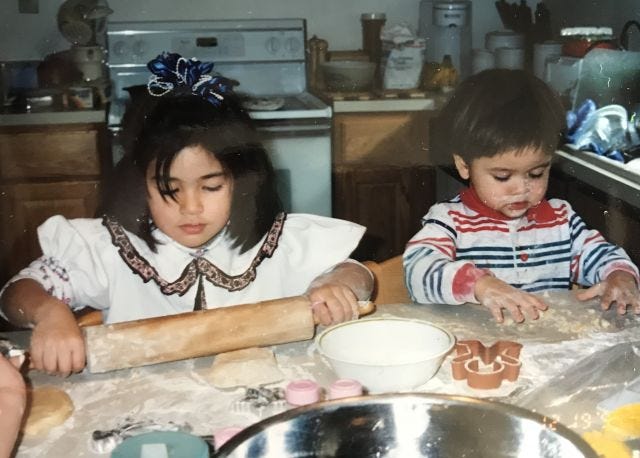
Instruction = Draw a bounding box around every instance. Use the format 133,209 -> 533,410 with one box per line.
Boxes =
555,147 -> 640,209
0,109 -> 106,126
6,291 -> 639,457
314,88 -> 447,113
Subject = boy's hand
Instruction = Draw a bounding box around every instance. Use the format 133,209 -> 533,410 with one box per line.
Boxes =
30,299 -> 86,377
474,276 -> 548,323
307,283 -> 359,327
574,270 -> 640,315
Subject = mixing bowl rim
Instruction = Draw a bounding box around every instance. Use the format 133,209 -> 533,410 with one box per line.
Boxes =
316,317 -> 456,366
215,392 -> 599,458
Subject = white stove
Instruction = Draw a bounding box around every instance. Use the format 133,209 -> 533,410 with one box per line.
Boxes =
106,18 -> 333,216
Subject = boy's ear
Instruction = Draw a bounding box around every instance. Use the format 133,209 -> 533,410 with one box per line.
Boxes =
453,154 -> 470,180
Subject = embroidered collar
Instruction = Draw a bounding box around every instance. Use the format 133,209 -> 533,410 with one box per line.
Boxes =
102,213 -> 287,295
459,187 -> 556,223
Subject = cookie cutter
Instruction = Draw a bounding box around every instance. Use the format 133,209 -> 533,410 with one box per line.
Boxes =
451,340 -> 523,389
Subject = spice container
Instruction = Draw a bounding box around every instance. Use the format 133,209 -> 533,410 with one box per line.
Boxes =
361,13 -> 386,89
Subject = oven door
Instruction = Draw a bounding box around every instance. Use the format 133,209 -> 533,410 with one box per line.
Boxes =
257,119 -> 332,217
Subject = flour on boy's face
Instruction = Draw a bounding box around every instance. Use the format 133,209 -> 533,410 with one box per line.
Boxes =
146,145 -> 233,248
454,147 -> 552,219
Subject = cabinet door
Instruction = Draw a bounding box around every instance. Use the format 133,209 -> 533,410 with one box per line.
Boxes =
0,181 -> 100,283
333,166 -> 434,262
332,111 -> 432,166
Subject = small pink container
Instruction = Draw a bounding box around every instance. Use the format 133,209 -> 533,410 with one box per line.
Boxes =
329,379 -> 364,399
285,379 -> 320,406
213,426 -> 243,449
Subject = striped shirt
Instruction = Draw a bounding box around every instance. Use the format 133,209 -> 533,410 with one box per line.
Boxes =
403,188 -> 639,305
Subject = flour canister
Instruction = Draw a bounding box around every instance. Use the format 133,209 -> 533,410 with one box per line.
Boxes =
471,48 -> 495,74
495,47 -> 525,70
533,41 -> 563,80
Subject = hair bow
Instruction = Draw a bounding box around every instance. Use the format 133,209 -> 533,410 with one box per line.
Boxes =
146,52 -> 235,106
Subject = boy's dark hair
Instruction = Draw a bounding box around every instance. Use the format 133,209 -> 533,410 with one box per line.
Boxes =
97,89 -> 283,253
436,69 -> 565,164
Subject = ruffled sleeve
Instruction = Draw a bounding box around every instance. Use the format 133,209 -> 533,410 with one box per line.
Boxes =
6,216 -> 112,311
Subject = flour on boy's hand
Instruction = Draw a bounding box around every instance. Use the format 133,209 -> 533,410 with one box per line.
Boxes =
501,303 -> 608,334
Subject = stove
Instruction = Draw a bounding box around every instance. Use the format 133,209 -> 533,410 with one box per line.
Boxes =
106,19 -> 333,216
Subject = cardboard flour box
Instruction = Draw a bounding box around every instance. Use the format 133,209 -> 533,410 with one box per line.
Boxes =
381,24 -> 426,90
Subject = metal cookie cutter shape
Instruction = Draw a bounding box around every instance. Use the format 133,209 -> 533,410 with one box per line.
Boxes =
451,340 -> 523,389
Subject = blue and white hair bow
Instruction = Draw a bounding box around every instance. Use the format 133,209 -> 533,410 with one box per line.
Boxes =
146,52 -> 235,106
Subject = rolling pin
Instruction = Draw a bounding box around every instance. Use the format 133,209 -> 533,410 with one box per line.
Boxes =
82,296 -> 374,373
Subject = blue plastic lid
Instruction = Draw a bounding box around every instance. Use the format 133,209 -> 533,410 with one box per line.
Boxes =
111,431 -> 209,458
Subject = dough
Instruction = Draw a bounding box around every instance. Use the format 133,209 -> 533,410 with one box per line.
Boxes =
22,386 -> 74,436
207,347 -> 284,389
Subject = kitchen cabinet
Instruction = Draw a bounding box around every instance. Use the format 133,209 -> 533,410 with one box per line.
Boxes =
331,110 -> 436,262
0,123 -> 110,286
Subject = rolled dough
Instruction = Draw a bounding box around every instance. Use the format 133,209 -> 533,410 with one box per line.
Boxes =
207,347 -> 284,389
22,386 -> 74,436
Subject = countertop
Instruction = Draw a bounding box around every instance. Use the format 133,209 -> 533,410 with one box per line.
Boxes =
0,109 -> 106,126
5,291 -> 639,457
555,147 -> 640,209
313,88 -> 447,113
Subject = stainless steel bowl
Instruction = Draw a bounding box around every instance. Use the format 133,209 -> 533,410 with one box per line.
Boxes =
215,393 -> 597,457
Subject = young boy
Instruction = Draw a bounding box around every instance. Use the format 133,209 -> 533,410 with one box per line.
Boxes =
404,69 -> 640,323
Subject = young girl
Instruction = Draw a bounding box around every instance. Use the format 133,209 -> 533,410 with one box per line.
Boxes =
0,53 -> 373,376
404,69 -> 640,323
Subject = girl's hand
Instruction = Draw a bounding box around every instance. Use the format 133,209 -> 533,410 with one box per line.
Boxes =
574,270 -> 640,315
474,276 -> 548,323
30,299 -> 86,377
0,355 -> 26,458
307,283 -> 359,326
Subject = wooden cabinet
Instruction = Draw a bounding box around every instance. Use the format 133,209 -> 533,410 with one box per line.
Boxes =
332,110 -> 436,262
0,123 -> 109,284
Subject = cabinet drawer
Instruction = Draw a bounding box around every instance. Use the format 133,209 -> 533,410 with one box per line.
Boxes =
0,128 -> 102,179
332,112 -> 431,166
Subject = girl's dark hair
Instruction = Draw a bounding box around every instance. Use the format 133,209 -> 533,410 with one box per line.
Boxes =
435,69 -> 566,164
97,89 -> 283,253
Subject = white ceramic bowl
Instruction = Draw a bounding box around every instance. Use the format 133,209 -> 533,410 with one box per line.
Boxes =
320,60 -> 376,92
316,317 -> 455,393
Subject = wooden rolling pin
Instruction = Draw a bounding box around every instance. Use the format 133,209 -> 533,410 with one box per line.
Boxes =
82,296 -> 374,373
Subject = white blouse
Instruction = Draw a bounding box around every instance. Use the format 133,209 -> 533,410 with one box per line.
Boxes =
6,213 -> 366,324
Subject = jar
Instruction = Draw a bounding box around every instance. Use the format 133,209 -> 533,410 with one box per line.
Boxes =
560,27 -> 617,58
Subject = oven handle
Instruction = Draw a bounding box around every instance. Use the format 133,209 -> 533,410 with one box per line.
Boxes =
256,120 -> 331,136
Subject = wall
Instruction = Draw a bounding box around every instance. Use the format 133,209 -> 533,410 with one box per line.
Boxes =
1,0 -> 503,61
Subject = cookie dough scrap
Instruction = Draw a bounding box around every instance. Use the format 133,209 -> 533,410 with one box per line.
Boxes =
22,386 -> 74,436
207,347 -> 284,389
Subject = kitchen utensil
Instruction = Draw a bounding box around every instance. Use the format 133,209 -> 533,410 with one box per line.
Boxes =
316,317 -> 454,393
320,60 -> 376,92
82,297 -> 374,373
215,393 -> 598,457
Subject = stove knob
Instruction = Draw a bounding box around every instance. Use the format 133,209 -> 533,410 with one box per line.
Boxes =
112,41 -> 129,59
132,40 -> 147,59
284,37 -> 302,55
265,37 -> 281,54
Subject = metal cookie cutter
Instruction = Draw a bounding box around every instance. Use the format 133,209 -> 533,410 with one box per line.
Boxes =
451,340 -> 523,389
